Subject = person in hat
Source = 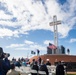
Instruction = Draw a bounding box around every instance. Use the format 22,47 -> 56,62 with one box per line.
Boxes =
46,59 -> 51,66
0,47 -> 10,75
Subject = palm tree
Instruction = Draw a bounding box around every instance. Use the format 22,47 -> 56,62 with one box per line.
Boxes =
67,48 -> 70,55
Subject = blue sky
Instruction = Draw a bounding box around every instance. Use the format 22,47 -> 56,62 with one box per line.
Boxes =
0,0 -> 76,60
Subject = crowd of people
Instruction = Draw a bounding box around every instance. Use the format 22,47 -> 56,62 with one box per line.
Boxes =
0,47 -> 65,75
30,58 -> 65,75
30,58 -> 51,75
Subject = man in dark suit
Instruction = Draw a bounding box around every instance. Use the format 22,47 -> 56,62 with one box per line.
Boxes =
56,61 -> 65,75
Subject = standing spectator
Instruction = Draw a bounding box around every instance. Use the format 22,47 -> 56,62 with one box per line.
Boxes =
21,57 -> 24,61
38,57 -> 42,65
56,61 -> 65,75
18,58 -> 21,63
30,59 -> 35,68
12,58 -> 16,64
54,59 -> 58,66
7,64 -> 21,75
0,47 -> 10,75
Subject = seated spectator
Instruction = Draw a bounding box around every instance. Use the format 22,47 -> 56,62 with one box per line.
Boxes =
39,60 -> 48,75
31,61 -> 39,71
46,59 -> 51,66
31,61 -> 39,75
38,57 -> 42,65
7,64 -> 21,75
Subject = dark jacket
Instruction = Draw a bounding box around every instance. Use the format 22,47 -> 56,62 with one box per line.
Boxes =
39,64 -> 48,75
56,64 -> 64,75
31,64 -> 39,75
0,59 -> 10,75
14,61 -> 21,67
31,64 -> 39,71
46,61 -> 51,66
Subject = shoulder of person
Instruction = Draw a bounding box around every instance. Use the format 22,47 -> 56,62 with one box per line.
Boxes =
6,70 -> 11,75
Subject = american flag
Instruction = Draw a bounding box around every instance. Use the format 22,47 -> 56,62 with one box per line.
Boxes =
48,43 -> 57,50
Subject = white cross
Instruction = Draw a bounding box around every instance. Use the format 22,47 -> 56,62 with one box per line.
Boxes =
49,15 -> 61,54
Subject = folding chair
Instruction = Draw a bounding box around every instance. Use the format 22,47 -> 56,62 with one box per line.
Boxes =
38,71 -> 46,75
30,69 -> 38,75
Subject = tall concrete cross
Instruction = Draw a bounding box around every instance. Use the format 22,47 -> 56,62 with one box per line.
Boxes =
49,15 -> 61,48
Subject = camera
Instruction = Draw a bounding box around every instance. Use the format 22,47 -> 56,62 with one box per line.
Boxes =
4,53 -> 10,58
1,53 -> 10,58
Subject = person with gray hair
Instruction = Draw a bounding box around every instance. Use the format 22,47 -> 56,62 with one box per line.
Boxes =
7,64 -> 21,75
46,59 -> 51,66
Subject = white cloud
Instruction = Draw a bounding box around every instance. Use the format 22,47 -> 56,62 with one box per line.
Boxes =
0,27 -> 29,38
15,47 -> 29,50
30,44 -> 46,51
6,40 -> 46,51
0,28 -> 18,38
0,10 -> 12,19
44,40 -> 54,45
0,0 -> 76,38
69,38 -> 76,43
0,28 -> 13,38
24,40 -> 34,45
6,44 -> 24,48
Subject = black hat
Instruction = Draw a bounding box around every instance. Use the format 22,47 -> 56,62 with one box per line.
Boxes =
0,47 -> 4,57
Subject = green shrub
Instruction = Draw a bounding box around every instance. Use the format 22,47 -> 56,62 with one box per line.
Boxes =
67,74 -> 76,75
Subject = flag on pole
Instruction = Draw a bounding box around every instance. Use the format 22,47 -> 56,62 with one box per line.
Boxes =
48,43 -> 57,50
37,49 -> 40,55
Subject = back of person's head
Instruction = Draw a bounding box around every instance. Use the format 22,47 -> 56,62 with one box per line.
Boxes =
58,61 -> 61,65
10,64 -> 15,70
34,61 -> 37,65
32,59 -> 35,61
